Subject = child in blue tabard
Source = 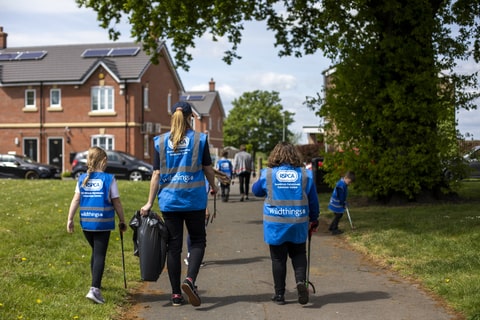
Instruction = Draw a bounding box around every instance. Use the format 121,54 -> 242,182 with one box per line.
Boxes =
67,146 -> 127,304
328,171 -> 355,235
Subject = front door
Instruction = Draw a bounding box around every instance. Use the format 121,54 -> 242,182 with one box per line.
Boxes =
48,138 -> 63,170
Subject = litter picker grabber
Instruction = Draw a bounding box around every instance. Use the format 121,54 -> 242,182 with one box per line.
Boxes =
306,226 -> 316,293
209,191 -> 217,224
120,229 -> 127,289
345,206 -> 355,230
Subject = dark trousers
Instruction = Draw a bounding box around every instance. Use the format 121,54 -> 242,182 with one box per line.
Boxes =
83,230 -> 111,289
269,242 -> 307,296
237,172 -> 251,196
220,182 -> 230,201
163,210 -> 206,294
329,212 -> 344,231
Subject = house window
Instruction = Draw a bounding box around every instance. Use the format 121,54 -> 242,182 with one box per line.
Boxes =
144,134 -> 150,157
50,89 -> 61,107
143,87 -> 149,110
91,86 -> 114,112
25,90 -> 36,108
91,135 -> 114,150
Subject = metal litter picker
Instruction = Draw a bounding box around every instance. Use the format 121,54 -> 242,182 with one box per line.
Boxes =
345,206 -> 355,230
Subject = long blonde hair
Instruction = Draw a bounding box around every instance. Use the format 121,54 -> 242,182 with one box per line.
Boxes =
170,109 -> 191,151
81,147 -> 107,187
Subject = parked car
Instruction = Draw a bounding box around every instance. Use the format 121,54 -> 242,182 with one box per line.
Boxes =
71,150 -> 153,181
463,146 -> 480,178
0,154 -> 61,179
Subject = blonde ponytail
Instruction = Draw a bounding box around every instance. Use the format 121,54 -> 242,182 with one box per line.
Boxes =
170,109 -> 190,151
81,147 -> 107,187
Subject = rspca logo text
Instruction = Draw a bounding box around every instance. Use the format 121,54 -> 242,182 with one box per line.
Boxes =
276,170 -> 298,182
168,136 -> 190,150
83,179 -> 103,191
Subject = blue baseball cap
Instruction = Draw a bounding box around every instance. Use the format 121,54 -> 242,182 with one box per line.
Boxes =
171,101 -> 193,115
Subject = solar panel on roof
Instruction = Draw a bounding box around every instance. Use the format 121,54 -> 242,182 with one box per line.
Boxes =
110,47 -> 140,56
82,48 -> 111,57
0,52 -> 20,61
180,95 -> 205,101
187,95 -> 205,101
17,51 -> 47,60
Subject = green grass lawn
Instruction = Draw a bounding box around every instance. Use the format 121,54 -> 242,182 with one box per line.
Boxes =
318,182 -> 480,320
0,179 -> 150,320
1,179 -> 479,319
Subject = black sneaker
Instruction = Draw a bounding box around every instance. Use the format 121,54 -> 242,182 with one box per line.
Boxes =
171,294 -> 185,306
271,294 -> 285,305
181,278 -> 201,307
297,282 -> 309,305
331,229 -> 344,235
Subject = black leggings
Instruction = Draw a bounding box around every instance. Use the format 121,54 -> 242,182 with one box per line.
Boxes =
269,242 -> 307,296
163,210 -> 207,294
83,230 -> 111,289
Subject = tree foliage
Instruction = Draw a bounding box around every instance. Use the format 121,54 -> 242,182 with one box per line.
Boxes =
77,0 -> 480,200
223,90 -> 294,155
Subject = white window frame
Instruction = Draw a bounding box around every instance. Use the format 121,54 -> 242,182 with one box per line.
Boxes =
50,88 -> 61,107
91,86 -> 114,112
91,135 -> 114,150
25,89 -> 36,108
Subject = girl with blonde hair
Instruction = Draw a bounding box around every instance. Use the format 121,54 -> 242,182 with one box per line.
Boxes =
67,146 -> 127,304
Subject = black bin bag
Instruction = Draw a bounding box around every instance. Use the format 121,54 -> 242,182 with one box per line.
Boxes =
129,210 -> 168,281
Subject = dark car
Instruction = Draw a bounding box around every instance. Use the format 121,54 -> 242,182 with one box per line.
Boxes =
0,154 -> 61,179
71,150 -> 153,181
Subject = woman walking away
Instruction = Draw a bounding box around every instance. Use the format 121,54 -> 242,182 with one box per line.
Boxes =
252,142 -> 319,305
67,146 -> 127,304
141,101 -> 218,307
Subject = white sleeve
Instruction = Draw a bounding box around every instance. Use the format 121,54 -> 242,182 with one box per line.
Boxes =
110,178 -> 120,199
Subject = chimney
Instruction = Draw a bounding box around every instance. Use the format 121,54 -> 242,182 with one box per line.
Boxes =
209,78 -> 215,92
0,27 -> 7,49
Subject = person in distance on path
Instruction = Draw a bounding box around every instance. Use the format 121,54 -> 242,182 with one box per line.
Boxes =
233,144 -> 255,201
252,142 -> 319,305
215,150 -> 233,202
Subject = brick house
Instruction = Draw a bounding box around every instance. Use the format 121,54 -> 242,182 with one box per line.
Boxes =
0,27 -> 225,174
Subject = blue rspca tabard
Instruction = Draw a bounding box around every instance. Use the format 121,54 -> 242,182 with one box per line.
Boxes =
261,166 -> 310,245
154,129 -> 208,212
78,172 -> 115,231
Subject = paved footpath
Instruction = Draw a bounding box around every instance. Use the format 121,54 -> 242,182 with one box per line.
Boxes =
128,183 -> 458,320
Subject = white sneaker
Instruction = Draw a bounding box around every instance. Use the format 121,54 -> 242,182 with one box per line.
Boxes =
86,287 -> 105,304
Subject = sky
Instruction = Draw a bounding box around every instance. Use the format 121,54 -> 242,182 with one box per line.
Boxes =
2,0 -> 480,142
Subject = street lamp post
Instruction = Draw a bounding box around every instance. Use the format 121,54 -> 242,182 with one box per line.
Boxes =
282,112 -> 286,141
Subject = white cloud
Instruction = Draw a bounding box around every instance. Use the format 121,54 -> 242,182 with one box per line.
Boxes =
246,72 -> 297,91
2,0 -> 80,13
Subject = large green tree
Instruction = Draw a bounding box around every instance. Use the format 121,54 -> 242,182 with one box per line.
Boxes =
77,0 -> 480,199
223,90 -> 294,155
